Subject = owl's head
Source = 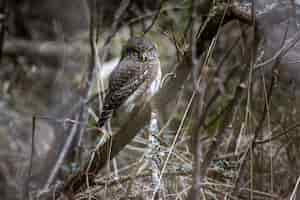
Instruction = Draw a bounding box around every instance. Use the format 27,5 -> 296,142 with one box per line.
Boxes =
122,37 -> 159,62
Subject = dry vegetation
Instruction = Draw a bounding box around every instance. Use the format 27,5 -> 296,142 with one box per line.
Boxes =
0,0 -> 300,200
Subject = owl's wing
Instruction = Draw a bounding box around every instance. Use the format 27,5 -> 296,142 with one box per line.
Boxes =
108,59 -> 147,91
98,61 -> 152,127
106,62 -> 152,106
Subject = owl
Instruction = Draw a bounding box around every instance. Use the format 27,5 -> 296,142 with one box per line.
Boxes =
98,37 -> 161,127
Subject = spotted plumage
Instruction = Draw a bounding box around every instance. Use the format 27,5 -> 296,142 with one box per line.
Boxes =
98,37 -> 161,128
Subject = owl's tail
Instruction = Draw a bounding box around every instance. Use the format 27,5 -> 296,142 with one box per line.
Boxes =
98,108 -> 112,128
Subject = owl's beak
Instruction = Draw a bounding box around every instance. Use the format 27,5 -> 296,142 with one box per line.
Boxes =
141,52 -> 147,62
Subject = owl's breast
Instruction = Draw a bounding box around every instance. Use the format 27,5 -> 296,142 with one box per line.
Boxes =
148,62 -> 161,96
123,62 -> 161,107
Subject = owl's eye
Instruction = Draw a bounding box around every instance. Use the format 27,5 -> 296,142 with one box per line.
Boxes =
127,48 -> 139,57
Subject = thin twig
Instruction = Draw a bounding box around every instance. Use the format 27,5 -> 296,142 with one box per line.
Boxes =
289,175 -> 300,200
24,116 -> 36,200
254,29 -> 300,70
151,91 -> 196,200
103,0 -> 131,47
143,0 -> 166,34
0,0 -> 7,63
255,123 -> 300,144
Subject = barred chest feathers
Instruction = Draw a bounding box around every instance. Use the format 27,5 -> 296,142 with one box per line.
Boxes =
123,61 -> 161,107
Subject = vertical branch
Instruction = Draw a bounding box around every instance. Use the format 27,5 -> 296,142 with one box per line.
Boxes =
230,2 -> 262,197
42,0 -> 99,191
0,0 -> 7,63
148,111 -> 162,200
189,2 -> 232,199
103,0 -> 131,47
188,1 -> 207,199
143,0 -> 166,34
24,116 -> 36,199
248,4 -> 256,199
72,0 -> 100,195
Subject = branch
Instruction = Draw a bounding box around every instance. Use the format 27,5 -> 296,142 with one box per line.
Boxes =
3,39 -> 89,67
63,102 -> 151,195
